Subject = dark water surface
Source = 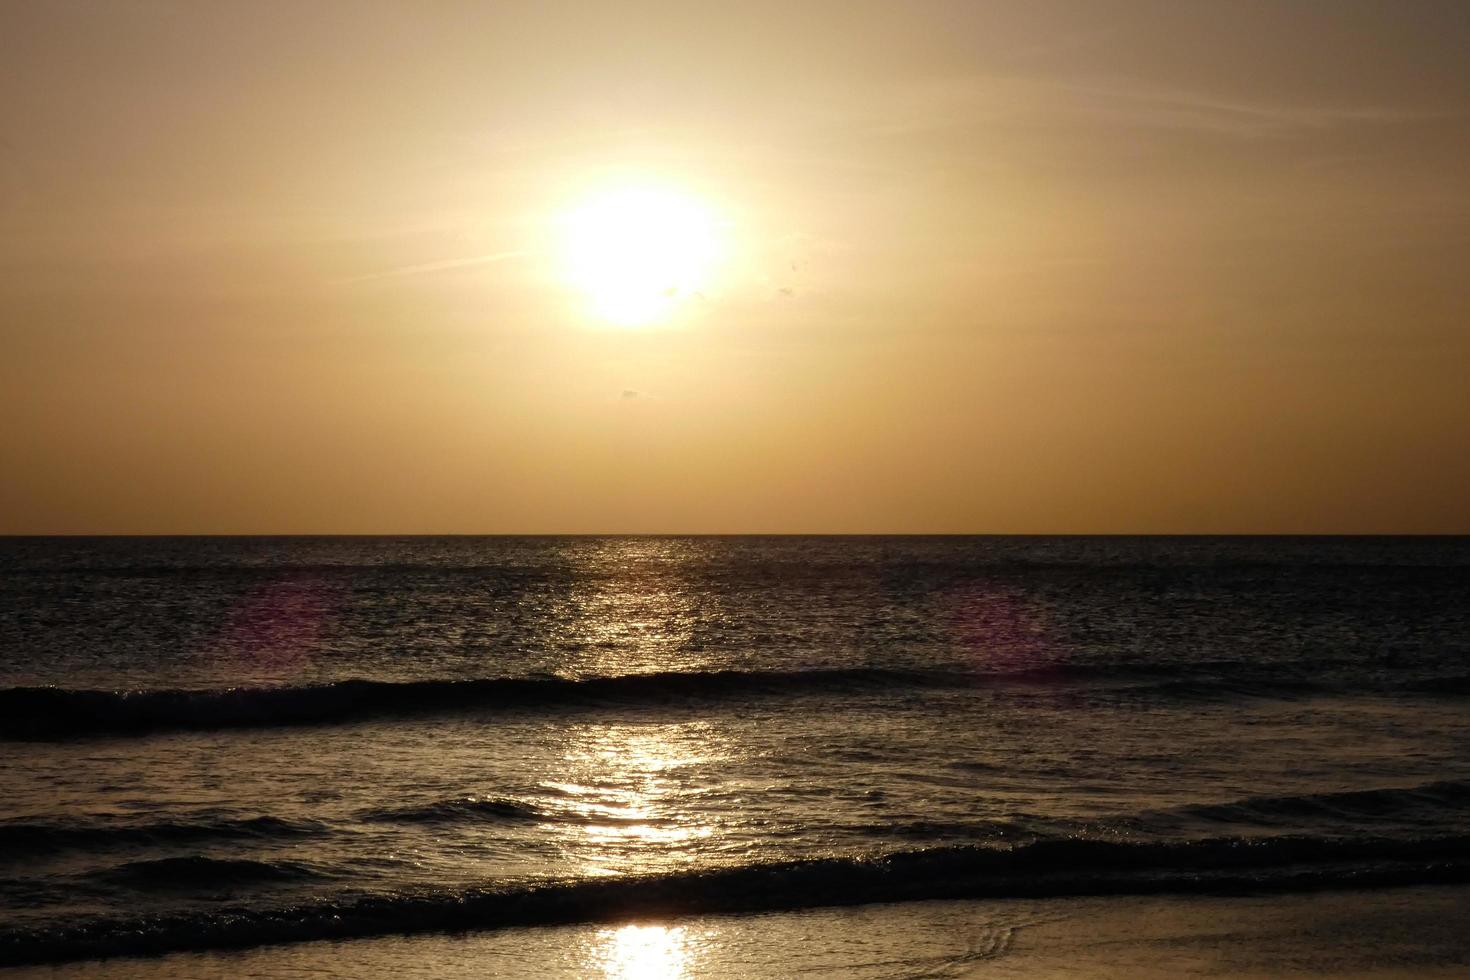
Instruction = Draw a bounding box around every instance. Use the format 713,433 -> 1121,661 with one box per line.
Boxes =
2,536 -> 1468,969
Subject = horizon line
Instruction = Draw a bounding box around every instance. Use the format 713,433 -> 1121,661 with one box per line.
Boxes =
2,532 -> 1466,539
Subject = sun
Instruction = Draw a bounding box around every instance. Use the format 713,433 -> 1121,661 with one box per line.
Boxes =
557,184 -> 723,326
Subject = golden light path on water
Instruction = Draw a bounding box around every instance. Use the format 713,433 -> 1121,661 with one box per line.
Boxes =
549,541 -> 727,975
552,620 -> 720,976
557,725 -> 719,977
552,723 -> 720,867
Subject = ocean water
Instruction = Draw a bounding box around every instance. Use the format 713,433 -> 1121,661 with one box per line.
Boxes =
1,536 -> 1468,973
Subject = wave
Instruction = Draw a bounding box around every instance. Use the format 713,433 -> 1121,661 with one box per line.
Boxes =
0,667 -> 965,739
363,796 -> 545,825
1117,677 -> 1331,703
0,661 -> 1386,740
0,814 -> 323,859
1157,780 -> 1470,827
1407,674 -> 1470,697
838,780 -> 1470,844
99,855 -> 326,890
362,795 -> 672,828
3,832 -> 1468,966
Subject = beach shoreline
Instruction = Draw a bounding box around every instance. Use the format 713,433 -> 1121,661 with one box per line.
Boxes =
8,884 -> 1468,978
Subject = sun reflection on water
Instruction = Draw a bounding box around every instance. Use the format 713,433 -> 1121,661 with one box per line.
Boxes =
550,723 -> 721,876
595,923 -> 693,980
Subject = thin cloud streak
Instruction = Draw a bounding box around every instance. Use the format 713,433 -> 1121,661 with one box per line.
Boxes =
1049,79 -> 1456,136
850,74 -> 1453,141
333,250 -> 529,285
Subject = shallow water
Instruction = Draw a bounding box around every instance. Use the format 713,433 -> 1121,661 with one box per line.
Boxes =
2,536 -> 1468,968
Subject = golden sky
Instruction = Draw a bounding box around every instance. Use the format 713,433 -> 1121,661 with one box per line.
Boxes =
3,1 -> 1468,533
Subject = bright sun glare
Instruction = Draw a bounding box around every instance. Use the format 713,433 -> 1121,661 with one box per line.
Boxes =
558,185 -> 723,326
598,923 -> 691,979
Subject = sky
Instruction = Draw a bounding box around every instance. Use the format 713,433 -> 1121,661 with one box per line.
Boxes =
2,0 -> 1468,534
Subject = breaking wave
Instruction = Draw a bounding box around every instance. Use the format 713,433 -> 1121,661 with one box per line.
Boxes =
3,832 -> 1467,966
0,814 -> 323,860
0,661 -> 1385,740
99,855 -> 327,890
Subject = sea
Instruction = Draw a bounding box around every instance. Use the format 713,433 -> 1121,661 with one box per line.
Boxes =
2,536 -> 1468,977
